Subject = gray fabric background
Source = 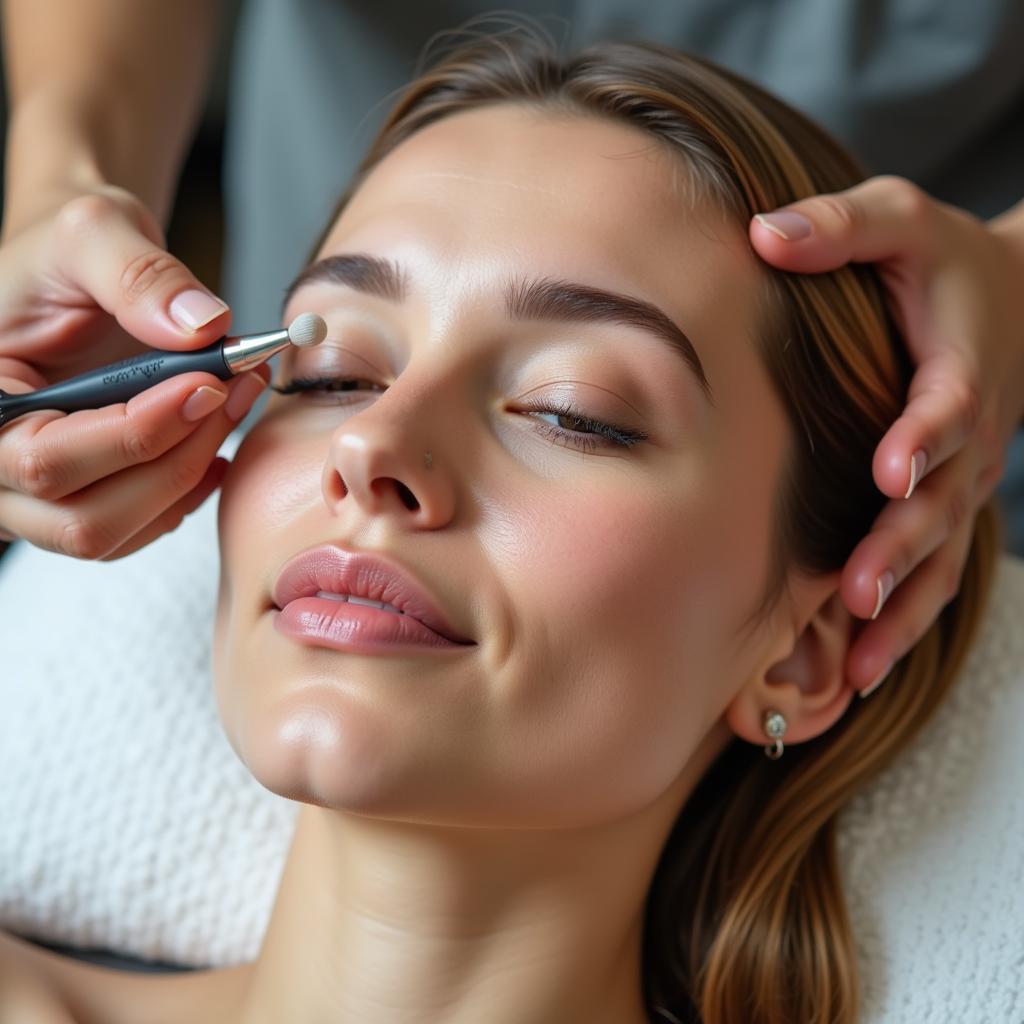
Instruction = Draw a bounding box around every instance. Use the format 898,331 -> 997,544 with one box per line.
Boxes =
223,0 -> 1024,327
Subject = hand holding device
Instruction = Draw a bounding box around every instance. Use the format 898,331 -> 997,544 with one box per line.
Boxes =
0,184 -> 325,560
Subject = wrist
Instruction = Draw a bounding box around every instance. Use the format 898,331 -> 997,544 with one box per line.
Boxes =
1,89 -> 173,239
2,92 -> 105,238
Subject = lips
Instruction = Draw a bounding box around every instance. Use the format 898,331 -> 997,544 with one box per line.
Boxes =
271,545 -> 474,645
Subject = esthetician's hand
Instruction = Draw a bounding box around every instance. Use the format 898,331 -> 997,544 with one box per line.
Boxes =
0,184 -> 270,559
750,177 -> 1024,696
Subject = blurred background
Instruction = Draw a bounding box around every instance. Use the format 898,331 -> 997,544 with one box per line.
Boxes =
0,0 -> 242,302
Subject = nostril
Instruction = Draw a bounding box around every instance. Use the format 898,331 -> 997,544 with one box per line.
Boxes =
396,481 -> 419,511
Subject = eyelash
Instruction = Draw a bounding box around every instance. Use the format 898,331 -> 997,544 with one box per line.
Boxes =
269,376 -> 649,452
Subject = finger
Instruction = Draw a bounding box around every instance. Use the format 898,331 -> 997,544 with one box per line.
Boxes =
0,357 -> 48,391
0,368 -> 268,556
98,457 -> 230,561
871,349 -> 982,500
0,369 -> 232,499
841,446 -> 979,620
845,512 -> 975,695
51,193 -> 231,349
749,174 -> 935,273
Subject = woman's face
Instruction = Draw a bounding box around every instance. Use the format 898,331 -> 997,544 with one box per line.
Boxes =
213,103 -> 791,827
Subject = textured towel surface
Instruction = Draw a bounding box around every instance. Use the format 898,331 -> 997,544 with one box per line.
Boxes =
0,483 -> 298,967
1,485 -> 1022,1019
837,554 -> 1024,1023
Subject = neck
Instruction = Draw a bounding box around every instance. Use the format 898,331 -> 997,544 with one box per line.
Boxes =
233,725 -> 730,1024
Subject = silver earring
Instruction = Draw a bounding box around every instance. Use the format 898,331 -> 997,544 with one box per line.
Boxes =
763,709 -> 786,759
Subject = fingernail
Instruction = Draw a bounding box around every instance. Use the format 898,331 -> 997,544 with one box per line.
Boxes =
225,371 -> 268,422
905,449 -> 927,499
860,659 -> 895,699
871,570 -> 895,620
754,211 -> 812,241
182,384 -> 228,422
169,289 -> 229,332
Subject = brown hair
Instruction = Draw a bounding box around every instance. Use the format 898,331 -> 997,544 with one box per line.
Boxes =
308,16 -> 1000,1023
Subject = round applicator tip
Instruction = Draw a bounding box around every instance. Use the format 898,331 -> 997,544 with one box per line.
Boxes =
287,312 -> 328,347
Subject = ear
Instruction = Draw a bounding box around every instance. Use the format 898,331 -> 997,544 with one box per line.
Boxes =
723,571 -> 857,750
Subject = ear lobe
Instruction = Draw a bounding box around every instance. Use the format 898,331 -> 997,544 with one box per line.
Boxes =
724,576 -> 857,749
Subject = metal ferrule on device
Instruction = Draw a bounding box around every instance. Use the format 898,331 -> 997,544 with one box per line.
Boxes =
222,329 -> 291,375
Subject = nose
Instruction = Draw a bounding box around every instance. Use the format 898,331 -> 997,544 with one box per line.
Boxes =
321,377 -> 457,528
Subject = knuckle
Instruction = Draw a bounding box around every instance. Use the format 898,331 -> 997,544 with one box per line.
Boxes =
952,376 -> 982,436
55,512 -> 117,561
119,249 -> 183,305
881,175 -> 931,224
814,193 -> 864,238
13,447 -> 60,498
167,456 -> 204,496
54,194 -> 120,242
120,419 -> 164,465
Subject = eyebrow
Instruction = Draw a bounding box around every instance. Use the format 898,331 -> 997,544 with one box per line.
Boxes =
281,253 -> 711,399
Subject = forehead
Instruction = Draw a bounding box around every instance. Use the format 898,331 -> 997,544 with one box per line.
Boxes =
320,104 -> 759,321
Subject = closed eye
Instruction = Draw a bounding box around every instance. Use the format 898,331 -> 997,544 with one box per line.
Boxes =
270,376 -> 648,452
271,375 -> 383,396
519,397 -> 648,451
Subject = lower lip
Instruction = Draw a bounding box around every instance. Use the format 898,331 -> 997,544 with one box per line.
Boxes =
272,597 -> 469,653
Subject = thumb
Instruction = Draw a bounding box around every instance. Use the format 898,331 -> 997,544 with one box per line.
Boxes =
748,174 -> 933,274
51,192 -> 231,350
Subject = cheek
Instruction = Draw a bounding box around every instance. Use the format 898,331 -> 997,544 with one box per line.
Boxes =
213,422 -> 323,721
475,460 -> 748,816
218,425 -> 323,559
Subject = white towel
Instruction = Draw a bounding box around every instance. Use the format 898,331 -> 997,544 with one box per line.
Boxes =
838,553 -> 1024,1023
1,481 -> 1022,1020
0,431 -> 298,968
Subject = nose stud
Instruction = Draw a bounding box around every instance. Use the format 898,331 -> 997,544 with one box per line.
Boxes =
423,450 -> 433,469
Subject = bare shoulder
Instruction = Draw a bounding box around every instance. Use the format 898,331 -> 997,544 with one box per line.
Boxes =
0,928 -> 251,1024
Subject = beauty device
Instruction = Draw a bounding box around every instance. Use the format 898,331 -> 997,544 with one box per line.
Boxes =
0,312 -> 328,427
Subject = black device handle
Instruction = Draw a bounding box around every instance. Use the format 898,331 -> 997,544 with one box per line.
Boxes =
0,341 -> 231,425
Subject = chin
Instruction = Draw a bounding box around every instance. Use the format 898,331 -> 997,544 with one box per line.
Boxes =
229,690 -> 381,808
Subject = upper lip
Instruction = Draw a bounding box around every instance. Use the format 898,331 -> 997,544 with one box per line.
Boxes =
271,544 -> 475,645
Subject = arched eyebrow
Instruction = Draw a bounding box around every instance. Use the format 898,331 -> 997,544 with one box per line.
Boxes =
281,252 -> 712,401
